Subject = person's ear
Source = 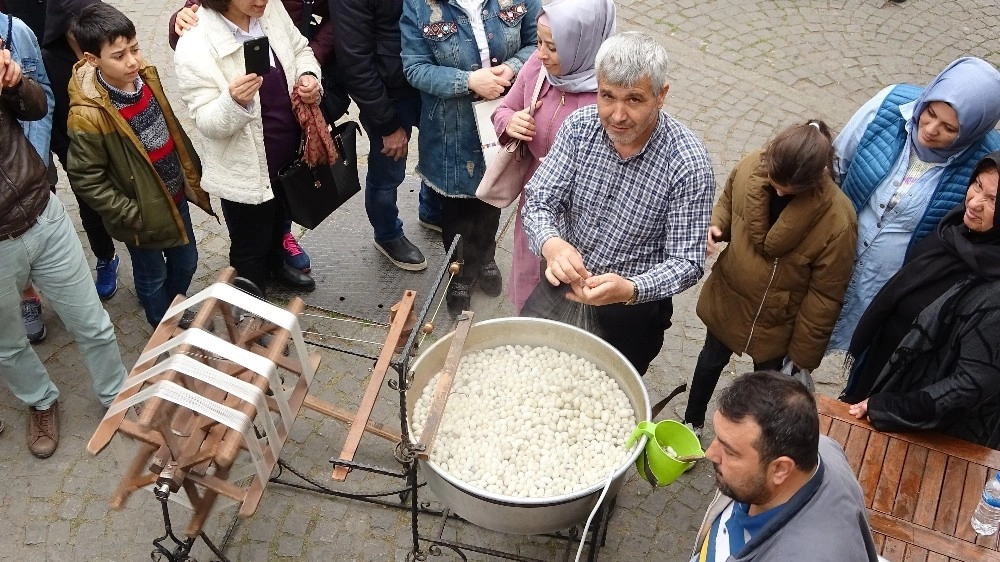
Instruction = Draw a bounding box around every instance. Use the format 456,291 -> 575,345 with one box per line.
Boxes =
767,456 -> 797,487
657,83 -> 669,104
83,52 -> 100,68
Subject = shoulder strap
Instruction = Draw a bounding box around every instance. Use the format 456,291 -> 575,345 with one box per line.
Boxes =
526,70 -> 547,117
298,0 -> 315,39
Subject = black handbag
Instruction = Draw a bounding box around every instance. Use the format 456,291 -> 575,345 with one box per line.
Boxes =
279,121 -> 361,230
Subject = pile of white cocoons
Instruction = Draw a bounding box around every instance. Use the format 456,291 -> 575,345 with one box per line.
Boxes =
411,345 -> 637,498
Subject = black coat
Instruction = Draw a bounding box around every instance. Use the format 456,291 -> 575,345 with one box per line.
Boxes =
330,0 -> 418,137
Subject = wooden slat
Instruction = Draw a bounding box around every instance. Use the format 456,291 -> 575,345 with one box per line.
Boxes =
859,431 -> 890,508
332,290 -> 415,481
893,444 -> 929,521
827,418 -> 852,449
934,457 -> 968,536
956,462 -> 989,543
902,544 -> 929,562
416,311 -> 473,461
844,423 -> 871,476
883,536 -> 907,560
816,394 -> 1000,469
913,450 -> 948,528
302,395 -> 400,443
869,510 -> 1000,561
873,438 -> 909,514
819,413 -> 833,435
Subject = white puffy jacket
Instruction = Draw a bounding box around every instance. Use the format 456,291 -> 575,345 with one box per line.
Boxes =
174,1 -> 320,204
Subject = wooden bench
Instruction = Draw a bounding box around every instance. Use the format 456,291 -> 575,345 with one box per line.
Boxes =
817,394 -> 1000,562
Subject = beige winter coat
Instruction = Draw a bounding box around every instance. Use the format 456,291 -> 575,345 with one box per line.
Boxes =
696,151 -> 857,369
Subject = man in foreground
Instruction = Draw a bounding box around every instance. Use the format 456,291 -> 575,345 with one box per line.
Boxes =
693,371 -> 877,561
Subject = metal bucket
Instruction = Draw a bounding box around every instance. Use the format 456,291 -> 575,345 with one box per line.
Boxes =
405,317 -> 651,535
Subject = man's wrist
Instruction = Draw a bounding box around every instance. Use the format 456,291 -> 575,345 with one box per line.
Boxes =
624,279 -> 638,305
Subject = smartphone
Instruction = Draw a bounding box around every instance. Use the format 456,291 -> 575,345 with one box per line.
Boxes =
243,36 -> 270,77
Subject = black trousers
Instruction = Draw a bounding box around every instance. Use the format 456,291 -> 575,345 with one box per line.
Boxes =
440,196 -> 500,284
220,195 -> 287,298
683,330 -> 784,426
521,280 -> 673,376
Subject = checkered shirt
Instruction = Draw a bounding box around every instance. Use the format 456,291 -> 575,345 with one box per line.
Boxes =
522,105 -> 716,303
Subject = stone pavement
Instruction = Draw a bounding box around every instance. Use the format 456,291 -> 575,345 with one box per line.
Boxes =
1,0 -> 997,560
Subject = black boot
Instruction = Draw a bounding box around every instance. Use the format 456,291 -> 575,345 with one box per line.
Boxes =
478,261 -> 503,297
446,280 -> 472,316
272,263 -> 316,291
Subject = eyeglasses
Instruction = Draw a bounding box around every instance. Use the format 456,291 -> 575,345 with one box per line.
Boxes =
969,178 -> 996,211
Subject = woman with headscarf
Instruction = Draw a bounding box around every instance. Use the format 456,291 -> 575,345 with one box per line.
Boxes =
401,0 -> 541,316
489,0 -> 616,314
845,152 -> 1000,448
827,57 -> 1000,351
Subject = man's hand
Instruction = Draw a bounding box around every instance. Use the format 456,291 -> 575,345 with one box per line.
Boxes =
505,101 -> 541,141
848,399 -> 869,420
707,225 -> 723,256
567,273 -> 634,306
468,67 -> 509,100
541,237 -> 590,294
229,74 -> 263,107
174,5 -> 200,36
0,50 -> 22,90
295,74 -> 320,105
381,128 -> 409,161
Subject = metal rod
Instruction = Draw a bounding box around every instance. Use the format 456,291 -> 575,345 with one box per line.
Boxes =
298,311 -> 389,328
301,330 -> 385,347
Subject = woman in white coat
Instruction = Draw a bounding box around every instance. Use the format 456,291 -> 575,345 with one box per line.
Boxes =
174,0 -> 321,295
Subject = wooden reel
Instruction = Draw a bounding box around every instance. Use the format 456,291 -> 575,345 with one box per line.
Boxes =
86,268 -> 319,538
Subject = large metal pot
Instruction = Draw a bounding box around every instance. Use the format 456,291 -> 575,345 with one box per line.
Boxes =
406,317 -> 651,535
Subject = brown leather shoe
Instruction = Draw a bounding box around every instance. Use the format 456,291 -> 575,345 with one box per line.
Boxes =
27,401 -> 59,458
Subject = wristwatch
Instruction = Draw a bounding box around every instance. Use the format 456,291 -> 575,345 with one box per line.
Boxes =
624,280 -> 638,306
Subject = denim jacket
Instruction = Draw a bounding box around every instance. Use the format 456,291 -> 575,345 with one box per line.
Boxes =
0,12 -> 54,161
401,0 -> 539,197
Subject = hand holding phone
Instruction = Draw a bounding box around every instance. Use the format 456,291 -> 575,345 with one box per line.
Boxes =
243,36 -> 270,77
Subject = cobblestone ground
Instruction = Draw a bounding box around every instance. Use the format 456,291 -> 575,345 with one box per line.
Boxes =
1,0 -> 996,560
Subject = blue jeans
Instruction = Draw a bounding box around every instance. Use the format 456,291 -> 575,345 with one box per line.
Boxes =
0,195 -> 126,408
125,199 -> 199,327
361,96 -> 440,241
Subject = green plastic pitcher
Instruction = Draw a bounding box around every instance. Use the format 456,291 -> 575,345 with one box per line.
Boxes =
625,420 -> 704,487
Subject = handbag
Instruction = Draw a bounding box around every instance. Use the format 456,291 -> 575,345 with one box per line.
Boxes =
475,70 -> 548,209
279,121 -> 361,230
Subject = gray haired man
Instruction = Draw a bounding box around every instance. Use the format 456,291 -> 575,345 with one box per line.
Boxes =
521,31 -> 716,375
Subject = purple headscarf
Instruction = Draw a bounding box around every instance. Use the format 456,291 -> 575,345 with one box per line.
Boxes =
541,0 -> 617,93
910,57 -> 1000,164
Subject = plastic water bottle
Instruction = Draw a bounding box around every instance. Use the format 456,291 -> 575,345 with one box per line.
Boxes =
972,473 -> 1000,535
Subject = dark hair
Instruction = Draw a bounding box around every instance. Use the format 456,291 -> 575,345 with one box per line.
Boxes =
70,3 -> 136,57
764,119 -> 836,193
200,0 -> 232,12
972,151 -> 1000,181
716,370 -> 820,471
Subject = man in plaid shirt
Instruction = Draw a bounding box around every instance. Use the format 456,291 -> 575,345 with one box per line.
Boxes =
522,32 -> 715,374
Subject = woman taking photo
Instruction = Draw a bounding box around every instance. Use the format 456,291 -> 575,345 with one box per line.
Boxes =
828,57 -> 1000,350
847,152 -> 1000,448
682,121 -> 857,437
490,0 -> 616,314
401,0 -> 541,315
174,0 -> 320,296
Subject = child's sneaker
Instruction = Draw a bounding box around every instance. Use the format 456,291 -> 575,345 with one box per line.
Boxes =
21,297 -> 46,343
281,232 -> 311,272
95,254 -> 120,300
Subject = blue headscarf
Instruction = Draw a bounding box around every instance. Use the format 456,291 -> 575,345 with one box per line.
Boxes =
542,0 -> 617,93
910,57 -> 1000,164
